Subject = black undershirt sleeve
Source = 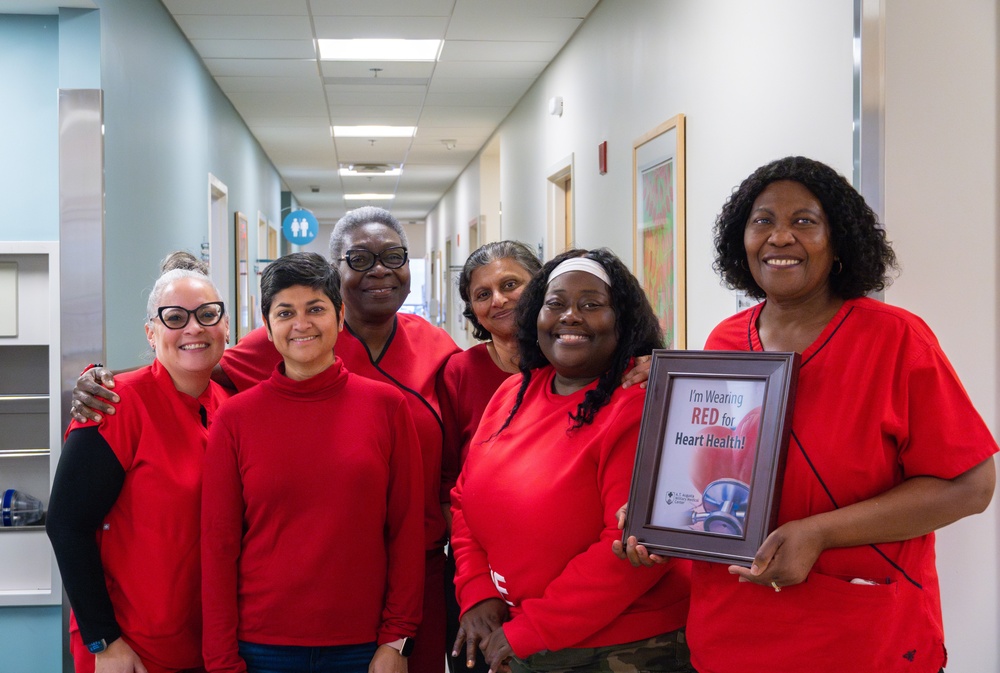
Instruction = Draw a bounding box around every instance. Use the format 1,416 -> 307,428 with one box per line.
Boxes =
46,426 -> 126,646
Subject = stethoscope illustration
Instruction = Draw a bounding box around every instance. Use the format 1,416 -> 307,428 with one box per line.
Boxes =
689,478 -> 750,536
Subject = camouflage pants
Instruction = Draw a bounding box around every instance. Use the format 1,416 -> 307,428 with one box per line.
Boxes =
507,629 -> 693,673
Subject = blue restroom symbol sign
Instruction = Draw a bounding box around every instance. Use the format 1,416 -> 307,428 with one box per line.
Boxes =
282,210 -> 319,245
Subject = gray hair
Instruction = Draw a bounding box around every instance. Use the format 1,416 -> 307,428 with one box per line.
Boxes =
146,268 -> 222,323
328,206 -> 408,262
160,250 -> 209,275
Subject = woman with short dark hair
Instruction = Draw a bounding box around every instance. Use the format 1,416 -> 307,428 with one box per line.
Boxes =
201,252 -> 424,673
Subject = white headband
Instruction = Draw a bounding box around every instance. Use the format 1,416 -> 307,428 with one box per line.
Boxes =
546,257 -> 612,288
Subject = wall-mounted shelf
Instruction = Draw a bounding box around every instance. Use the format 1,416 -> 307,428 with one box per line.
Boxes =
0,242 -> 61,606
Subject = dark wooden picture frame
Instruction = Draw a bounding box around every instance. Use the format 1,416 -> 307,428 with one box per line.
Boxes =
624,350 -> 799,565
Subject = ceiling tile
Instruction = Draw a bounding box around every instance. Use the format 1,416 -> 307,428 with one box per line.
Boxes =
310,0 -> 454,17
312,15 -> 448,39
174,14 -> 312,40
439,40 -> 563,63
227,91 -> 328,116
190,38 -> 316,59
203,58 -> 319,77
163,0 -> 309,16
320,60 -> 435,79
431,60 -> 546,79
218,76 -> 319,93
325,88 -> 427,107
427,76 -> 534,96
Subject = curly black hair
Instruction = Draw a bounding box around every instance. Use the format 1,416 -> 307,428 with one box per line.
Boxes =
713,156 -> 897,299
458,241 -> 542,341
495,248 -> 663,434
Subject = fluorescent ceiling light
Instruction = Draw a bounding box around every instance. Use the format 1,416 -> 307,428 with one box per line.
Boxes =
345,193 -> 395,201
318,39 -> 442,62
333,126 -> 415,138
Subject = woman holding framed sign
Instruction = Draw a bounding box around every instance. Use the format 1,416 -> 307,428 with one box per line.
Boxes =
617,157 -> 996,673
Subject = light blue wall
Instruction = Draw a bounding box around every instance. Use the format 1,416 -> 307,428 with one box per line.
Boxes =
0,15 -> 59,242
97,0 -> 282,367
0,606 -> 62,673
0,1 -> 283,667
59,8 -> 100,88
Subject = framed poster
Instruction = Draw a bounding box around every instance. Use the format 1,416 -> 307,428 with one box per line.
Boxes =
623,350 -> 799,565
632,114 -> 686,348
234,211 -> 250,340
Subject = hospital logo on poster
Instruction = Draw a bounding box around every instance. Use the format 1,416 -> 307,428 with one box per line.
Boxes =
282,209 -> 319,246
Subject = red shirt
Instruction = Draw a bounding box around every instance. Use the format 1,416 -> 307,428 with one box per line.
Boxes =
220,313 -> 460,549
67,360 -> 229,670
451,366 -> 690,658
688,297 -> 999,673
201,359 -> 424,673
438,342 -> 517,500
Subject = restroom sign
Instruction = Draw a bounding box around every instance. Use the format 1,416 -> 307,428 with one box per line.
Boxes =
282,209 -> 319,245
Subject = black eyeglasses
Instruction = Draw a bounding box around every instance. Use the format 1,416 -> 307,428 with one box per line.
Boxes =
341,246 -> 408,272
152,302 -> 226,329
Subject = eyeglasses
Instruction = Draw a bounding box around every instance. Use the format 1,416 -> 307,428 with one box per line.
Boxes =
151,302 -> 226,329
341,246 -> 408,272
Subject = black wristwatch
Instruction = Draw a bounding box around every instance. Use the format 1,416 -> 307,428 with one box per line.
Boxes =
386,637 -> 415,657
86,638 -> 109,654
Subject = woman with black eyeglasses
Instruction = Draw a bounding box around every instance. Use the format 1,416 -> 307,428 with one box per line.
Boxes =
47,268 -> 231,673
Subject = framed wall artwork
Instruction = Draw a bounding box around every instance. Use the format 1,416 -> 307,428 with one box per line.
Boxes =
633,113 -> 686,348
234,211 -> 250,340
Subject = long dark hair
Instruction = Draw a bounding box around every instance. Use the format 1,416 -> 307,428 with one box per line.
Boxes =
497,248 -> 662,433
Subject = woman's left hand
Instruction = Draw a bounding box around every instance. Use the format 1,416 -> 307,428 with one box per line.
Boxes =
480,627 -> 514,673
620,355 -> 652,389
727,517 -> 826,589
730,459 -> 998,589
368,644 -> 407,673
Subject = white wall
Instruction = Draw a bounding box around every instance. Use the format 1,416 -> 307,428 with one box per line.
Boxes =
882,2 -> 999,671
428,0 -> 854,349
427,0 -> 999,670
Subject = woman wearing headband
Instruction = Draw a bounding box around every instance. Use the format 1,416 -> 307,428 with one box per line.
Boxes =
450,249 -> 692,673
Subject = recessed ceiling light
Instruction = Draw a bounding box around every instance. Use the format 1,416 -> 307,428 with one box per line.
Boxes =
318,39 -> 442,62
344,193 -> 395,201
333,126 -> 415,138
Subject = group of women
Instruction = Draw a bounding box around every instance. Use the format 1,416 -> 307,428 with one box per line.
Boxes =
49,157 -> 996,673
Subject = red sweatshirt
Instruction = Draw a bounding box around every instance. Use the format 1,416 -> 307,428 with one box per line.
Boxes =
451,365 -> 690,658
220,313 -> 459,550
201,359 -> 424,673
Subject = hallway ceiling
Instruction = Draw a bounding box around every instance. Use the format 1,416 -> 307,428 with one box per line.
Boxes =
160,0 -> 600,224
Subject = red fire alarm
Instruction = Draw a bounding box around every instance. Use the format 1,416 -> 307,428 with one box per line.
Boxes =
598,141 -> 608,175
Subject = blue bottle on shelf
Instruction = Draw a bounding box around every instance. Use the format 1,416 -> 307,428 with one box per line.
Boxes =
1,489 -> 45,526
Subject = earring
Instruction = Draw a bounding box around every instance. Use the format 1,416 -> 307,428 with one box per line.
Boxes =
832,259 -> 843,276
